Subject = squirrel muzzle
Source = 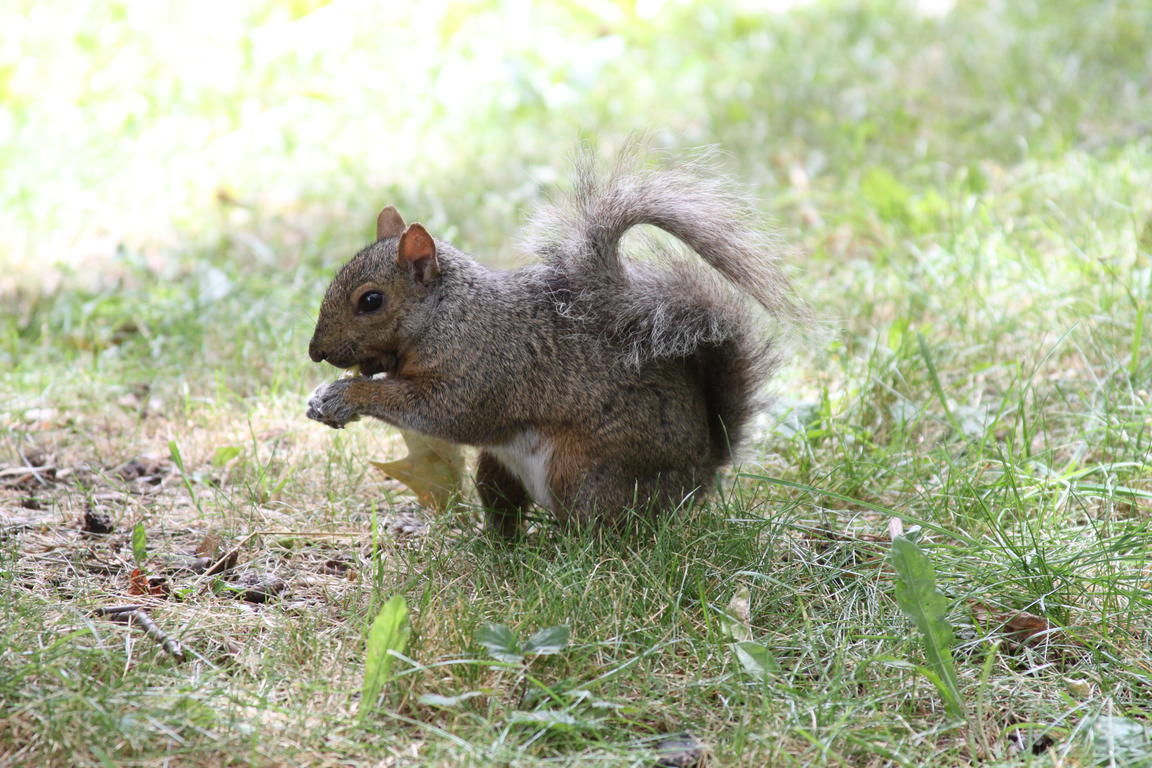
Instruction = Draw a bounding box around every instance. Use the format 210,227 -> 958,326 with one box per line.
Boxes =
308,338 -> 327,363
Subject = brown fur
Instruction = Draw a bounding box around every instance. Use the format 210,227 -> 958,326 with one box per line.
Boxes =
306,148 -> 805,536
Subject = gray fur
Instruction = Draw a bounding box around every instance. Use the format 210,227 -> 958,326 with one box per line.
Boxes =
307,146 -> 804,535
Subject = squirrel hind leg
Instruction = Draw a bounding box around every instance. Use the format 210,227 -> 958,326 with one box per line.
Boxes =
476,450 -> 532,540
549,460 -> 708,533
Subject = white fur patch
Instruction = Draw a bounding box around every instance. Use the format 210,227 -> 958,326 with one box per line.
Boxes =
487,430 -> 554,510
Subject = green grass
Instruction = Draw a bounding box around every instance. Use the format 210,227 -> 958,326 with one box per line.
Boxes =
3,0 -> 1152,765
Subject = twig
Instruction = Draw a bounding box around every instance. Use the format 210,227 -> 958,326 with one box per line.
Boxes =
0,465 -> 55,478
94,607 -> 185,661
93,604 -> 145,616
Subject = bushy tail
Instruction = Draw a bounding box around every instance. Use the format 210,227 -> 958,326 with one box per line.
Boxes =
523,145 -> 808,333
522,145 -> 806,456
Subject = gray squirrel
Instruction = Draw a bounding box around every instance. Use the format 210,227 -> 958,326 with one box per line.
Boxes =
307,148 -> 806,536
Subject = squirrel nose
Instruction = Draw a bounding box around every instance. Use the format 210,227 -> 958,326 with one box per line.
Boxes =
309,340 -> 327,363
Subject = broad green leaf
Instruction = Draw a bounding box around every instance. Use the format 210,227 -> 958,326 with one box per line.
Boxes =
360,595 -> 411,717
890,535 -> 964,719
476,622 -> 523,663
131,522 -> 148,566
734,641 -> 781,679
523,625 -> 570,656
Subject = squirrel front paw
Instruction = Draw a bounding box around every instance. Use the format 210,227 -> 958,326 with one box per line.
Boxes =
306,379 -> 362,429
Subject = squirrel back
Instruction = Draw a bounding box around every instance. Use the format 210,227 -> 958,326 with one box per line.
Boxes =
522,147 -> 804,456
306,147 -> 805,534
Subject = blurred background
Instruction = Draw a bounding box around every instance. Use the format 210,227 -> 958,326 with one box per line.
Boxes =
1,0 -> 1149,415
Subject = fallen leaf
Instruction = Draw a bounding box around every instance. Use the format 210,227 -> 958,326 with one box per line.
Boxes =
128,568 -> 150,595
887,517 -> 905,539
370,430 -> 464,512
970,601 -> 1060,649
1003,612 -> 1056,647
1066,677 -> 1092,699
195,533 -> 222,558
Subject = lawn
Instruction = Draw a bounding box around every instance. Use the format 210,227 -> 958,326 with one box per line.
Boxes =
2,0 -> 1151,765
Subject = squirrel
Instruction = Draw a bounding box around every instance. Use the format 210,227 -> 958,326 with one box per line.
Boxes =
306,148 -> 806,537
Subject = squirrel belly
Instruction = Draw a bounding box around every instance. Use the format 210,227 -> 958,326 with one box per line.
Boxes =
306,147 -> 807,536
484,430 -> 555,511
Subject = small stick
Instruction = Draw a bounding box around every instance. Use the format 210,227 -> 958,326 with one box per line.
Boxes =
96,607 -> 185,661
0,465 -> 56,478
92,604 -> 144,617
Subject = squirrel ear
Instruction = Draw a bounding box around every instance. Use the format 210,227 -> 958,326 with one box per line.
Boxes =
376,206 -> 406,240
397,223 -> 440,285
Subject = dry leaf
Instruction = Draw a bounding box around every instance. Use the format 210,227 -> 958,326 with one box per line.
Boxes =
128,568 -> 167,597
1003,612 -> 1056,647
969,601 -> 1060,649
371,430 -> 464,512
128,568 -> 150,595
195,533 -> 222,558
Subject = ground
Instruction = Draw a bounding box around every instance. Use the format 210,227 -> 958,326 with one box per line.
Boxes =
2,0 -> 1151,766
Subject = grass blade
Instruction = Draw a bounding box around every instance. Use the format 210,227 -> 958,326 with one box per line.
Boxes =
130,522 -> 148,567
740,474 -> 979,545
360,595 -> 411,718
916,332 -> 965,436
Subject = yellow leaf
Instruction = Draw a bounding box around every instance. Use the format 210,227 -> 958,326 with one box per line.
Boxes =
370,430 -> 464,511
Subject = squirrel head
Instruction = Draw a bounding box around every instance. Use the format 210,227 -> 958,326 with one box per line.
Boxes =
308,205 -> 442,376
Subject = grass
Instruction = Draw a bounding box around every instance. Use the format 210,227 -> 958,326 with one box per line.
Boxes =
2,0 -> 1152,765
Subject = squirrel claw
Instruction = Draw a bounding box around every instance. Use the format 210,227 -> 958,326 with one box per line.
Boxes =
307,379 -> 361,429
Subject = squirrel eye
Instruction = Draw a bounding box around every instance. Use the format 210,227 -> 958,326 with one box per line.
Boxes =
357,291 -> 384,313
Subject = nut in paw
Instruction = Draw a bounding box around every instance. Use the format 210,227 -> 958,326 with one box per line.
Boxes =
306,379 -> 361,428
